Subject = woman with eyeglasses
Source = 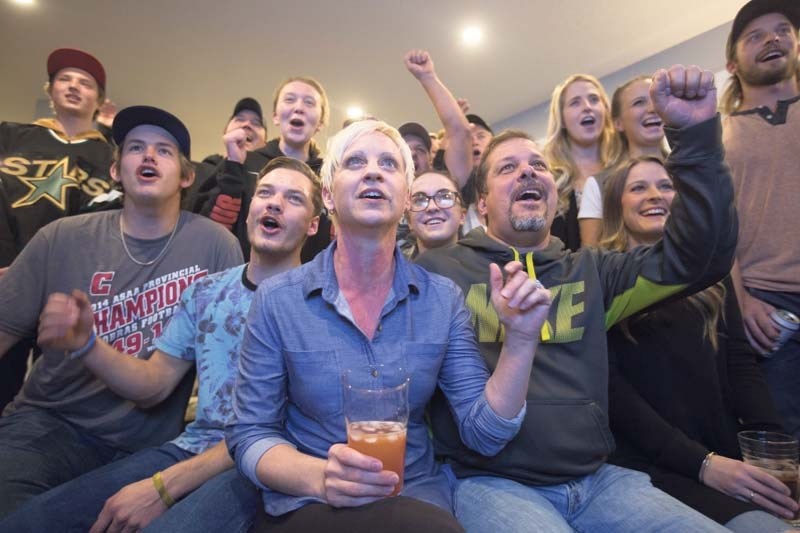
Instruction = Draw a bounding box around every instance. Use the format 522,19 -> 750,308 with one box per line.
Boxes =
405,171 -> 465,259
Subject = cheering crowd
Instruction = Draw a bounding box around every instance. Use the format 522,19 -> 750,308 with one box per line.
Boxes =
0,0 -> 798,531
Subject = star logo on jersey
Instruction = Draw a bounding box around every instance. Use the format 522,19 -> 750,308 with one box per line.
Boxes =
11,157 -> 78,210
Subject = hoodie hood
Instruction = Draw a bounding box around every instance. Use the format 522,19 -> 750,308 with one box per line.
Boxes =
33,118 -> 106,143
256,138 -> 323,167
458,226 -> 568,267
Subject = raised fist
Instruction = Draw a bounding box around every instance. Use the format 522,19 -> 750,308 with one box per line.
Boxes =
223,128 -> 249,164
650,65 -> 717,129
38,290 -> 94,352
404,50 -> 435,80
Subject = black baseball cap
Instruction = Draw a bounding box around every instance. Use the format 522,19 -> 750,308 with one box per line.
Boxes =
727,0 -> 800,61
399,122 -> 432,151
466,114 -> 493,135
231,97 -> 263,123
112,106 -> 191,158
47,48 -> 106,91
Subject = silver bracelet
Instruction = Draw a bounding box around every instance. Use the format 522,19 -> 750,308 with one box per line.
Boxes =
698,451 -> 715,483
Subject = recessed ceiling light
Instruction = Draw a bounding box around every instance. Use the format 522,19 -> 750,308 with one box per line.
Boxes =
346,106 -> 364,119
11,0 -> 35,5
462,26 -> 482,45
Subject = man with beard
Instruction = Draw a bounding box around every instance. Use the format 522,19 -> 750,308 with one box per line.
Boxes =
0,157 -> 319,533
721,0 -> 800,439
416,65 -> 740,531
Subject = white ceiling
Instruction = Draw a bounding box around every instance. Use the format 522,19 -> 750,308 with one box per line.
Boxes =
0,0 -> 742,160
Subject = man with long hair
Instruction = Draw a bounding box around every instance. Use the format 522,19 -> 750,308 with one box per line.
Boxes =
722,0 -> 800,439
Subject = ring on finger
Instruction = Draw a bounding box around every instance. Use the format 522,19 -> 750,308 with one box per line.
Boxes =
748,489 -> 755,501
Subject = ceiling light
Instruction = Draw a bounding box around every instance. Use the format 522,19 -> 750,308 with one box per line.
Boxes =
346,106 -> 364,119
11,0 -> 35,5
462,26 -> 482,45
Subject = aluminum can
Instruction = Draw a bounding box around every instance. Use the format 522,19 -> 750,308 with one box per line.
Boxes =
771,309 -> 800,352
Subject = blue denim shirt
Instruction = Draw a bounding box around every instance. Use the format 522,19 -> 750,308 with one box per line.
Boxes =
226,242 -> 525,516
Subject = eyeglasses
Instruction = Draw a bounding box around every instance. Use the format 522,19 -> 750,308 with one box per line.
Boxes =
409,189 -> 461,212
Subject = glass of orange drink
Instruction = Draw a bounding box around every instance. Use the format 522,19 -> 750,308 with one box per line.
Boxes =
343,365 -> 410,496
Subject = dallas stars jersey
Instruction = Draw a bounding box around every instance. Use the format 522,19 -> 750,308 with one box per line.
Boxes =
0,119 -> 113,265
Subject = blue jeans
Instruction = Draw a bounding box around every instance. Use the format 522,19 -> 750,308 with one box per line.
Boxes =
725,510 -> 794,533
146,465 -> 258,533
0,443 -> 259,533
454,464 -> 729,533
750,288 -> 800,439
0,407 -> 126,519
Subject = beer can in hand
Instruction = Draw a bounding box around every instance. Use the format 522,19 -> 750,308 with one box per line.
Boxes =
770,309 -> 800,353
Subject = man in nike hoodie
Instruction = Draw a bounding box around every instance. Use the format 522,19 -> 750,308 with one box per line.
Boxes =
416,66 -> 738,532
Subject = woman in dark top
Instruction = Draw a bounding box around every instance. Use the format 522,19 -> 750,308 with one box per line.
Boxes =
598,157 -> 798,532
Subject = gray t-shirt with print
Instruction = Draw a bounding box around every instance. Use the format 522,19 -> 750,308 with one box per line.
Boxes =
0,209 -> 243,452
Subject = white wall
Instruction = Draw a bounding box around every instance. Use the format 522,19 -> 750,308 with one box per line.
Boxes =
494,21 -> 733,142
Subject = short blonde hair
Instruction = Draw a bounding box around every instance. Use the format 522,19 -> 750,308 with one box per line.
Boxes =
320,120 -> 414,191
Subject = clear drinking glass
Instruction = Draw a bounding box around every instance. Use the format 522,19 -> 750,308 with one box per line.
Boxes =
738,430 -> 799,525
343,365 -> 410,496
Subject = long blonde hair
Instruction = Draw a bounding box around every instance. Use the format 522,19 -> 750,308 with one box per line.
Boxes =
544,74 -> 621,214
598,157 -> 725,350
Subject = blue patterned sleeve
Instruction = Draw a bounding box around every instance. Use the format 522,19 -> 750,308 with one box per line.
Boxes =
153,277 -> 201,361
225,283 -> 293,490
